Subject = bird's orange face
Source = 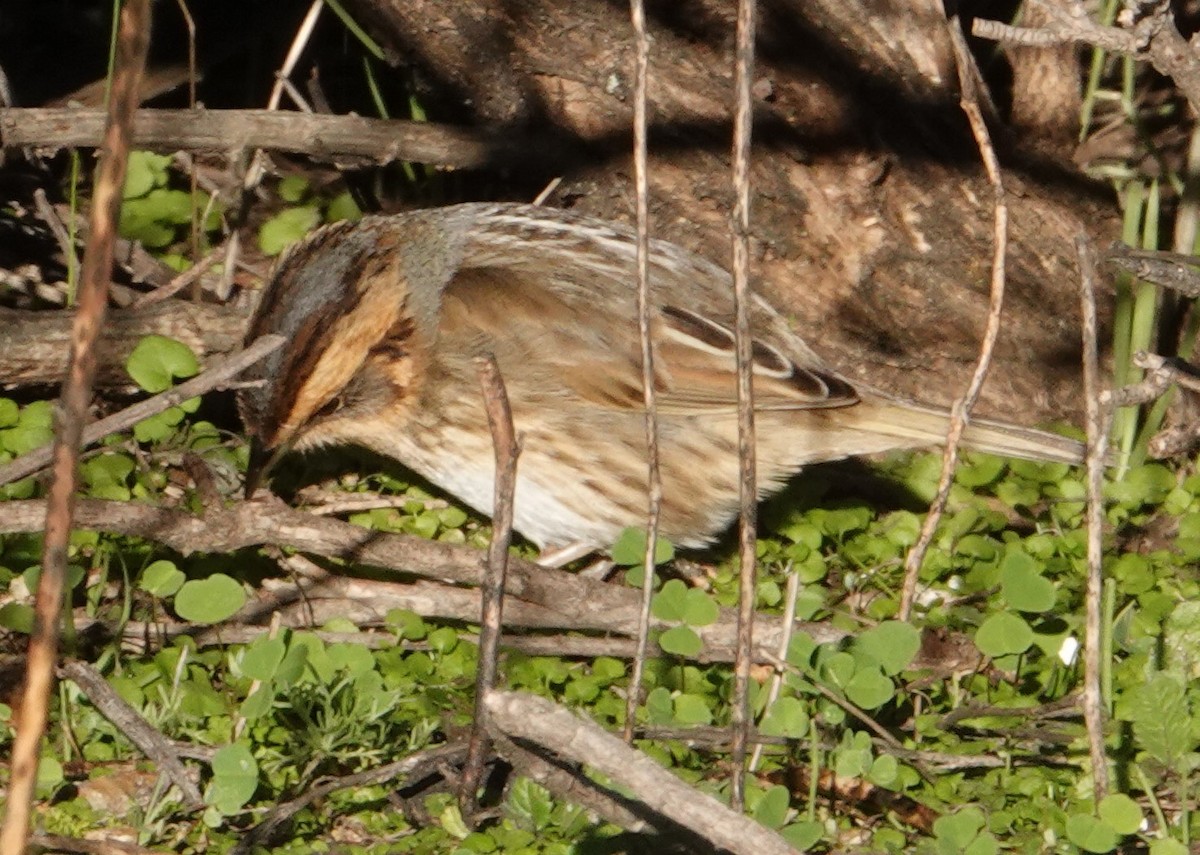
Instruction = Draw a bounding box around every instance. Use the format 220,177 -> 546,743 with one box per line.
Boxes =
238,219 -> 428,493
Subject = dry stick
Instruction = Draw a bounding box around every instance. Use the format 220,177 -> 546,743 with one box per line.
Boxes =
126,247 -> 221,309
28,834 -> 168,855
107,617 -> 650,659
748,566 -> 798,772
728,0 -> 758,811
232,743 -> 468,855
488,733 -> 652,832
1077,235 -> 1111,801
0,498 -> 851,656
1128,352 -> 1200,458
32,189 -> 81,287
58,661 -> 203,808
0,334 -> 285,488
301,490 -> 451,515
973,0 -> 1200,117
899,18 -> 1008,621
1107,245 -> 1200,298
458,355 -> 520,813
624,0 -> 664,746
759,650 -> 936,783
485,691 -> 795,855
0,2 -> 151,853
170,0 -> 202,277
0,108 -> 544,171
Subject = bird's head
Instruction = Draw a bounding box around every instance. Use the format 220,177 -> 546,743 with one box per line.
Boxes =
237,217 -> 452,495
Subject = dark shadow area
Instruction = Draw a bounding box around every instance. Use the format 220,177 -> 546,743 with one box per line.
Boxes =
0,0 -> 1119,214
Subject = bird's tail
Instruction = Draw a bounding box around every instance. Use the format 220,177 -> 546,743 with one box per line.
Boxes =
782,393 -> 1094,468
853,399 -> 1086,465
959,414 -> 1086,464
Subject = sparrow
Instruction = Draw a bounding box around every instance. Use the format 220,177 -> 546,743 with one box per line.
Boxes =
238,203 -> 1084,552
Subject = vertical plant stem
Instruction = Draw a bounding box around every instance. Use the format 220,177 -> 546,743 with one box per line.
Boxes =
459,355 -> 519,814
900,18 -> 1008,620
1077,234 -> 1111,801
623,0 -> 664,746
0,1 -> 151,852
728,0 -> 758,811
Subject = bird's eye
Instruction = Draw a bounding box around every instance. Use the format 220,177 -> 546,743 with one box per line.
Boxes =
315,395 -> 345,419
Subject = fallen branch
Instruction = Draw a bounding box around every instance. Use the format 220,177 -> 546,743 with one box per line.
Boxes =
485,690 -> 795,854
0,302 -> 246,388
0,496 -> 846,660
0,108 -> 564,170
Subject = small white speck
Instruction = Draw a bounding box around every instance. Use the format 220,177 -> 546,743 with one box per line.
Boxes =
1058,636 -> 1079,666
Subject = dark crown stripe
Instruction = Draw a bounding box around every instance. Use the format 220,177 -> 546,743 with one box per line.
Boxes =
242,221 -> 384,442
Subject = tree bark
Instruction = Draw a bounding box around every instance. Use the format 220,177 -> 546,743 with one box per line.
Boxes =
0,302 -> 246,388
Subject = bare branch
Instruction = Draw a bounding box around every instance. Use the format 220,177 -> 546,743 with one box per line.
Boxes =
901,17 -> 1009,620
973,0 -> 1200,115
0,108 -> 556,171
728,0 -> 759,810
485,691 -> 795,854
1077,234 -> 1111,801
625,0 -> 665,747
0,498 -> 849,660
59,661 -> 203,809
459,355 -> 520,814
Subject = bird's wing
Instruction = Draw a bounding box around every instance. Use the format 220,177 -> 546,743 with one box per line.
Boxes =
437,264 -> 859,415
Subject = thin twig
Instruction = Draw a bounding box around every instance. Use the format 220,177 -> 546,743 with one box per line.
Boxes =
1089,346 -> 1200,459
624,0 -> 664,746
728,0 -> 759,812
759,650 -> 936,783
1077,234 -> 1111,800
232,743 -> 468,854
531,176 -> 562,206
490,733 -> 653,833
749,565 -> 798,771
459,355 -> 520,814
900,17 -> 1008,621
126,248 -> 221,309
27,834 -> 168,855
0,334 -> 285,488
59,661 -> 203,808
171,0 -> 202,275
32,189 -> 80,286
0,108 -> 554,171
0,2 -> 151,853
216,0 -> 322,301
973,0 -> 1200,116
1105,351 -> 1200,406
246,0 -> 322,191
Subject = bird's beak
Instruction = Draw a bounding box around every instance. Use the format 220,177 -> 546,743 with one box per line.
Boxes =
244,437 -> 290,499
